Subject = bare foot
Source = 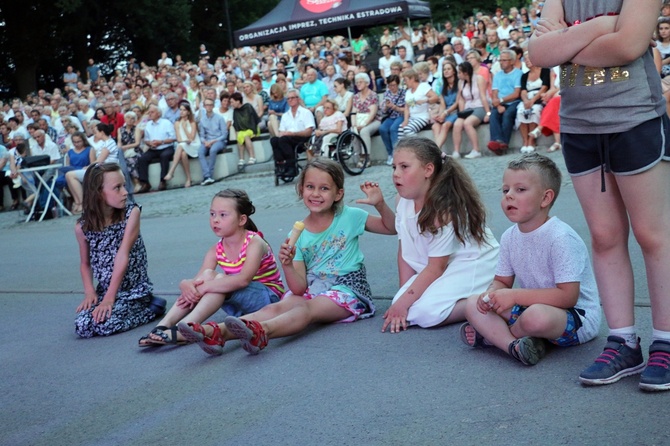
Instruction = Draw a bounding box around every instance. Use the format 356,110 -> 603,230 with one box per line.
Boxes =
459,322 -> 492,348
184,180 -> 191,188
163,173 -> 173,181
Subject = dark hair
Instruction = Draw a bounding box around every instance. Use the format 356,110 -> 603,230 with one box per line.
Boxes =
230,92 -> 243,103
395,137 -> 488,245
296,158 -> 344,213
15,142 -> 29,157
441,60 -> 459,96
80,163 -> 125,232
506,153 -> 562,208
179,102 -> 194,121
386,74 -> 401,85
334,77 -> 350,89
71,131 -> 88,146
458,61 -> 474,99
212,189 -> 259,232
219,91 -> 230,101
95,122 -> 114,136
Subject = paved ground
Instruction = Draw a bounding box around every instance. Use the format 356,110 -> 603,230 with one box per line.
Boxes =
0,151 -> 664,446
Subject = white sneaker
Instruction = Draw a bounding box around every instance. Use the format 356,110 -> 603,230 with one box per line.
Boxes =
237,159 -> 245,166
464,150 -> 481,159
202,177 -> 215,186
451,152 -> 460,159
386,155 -> 393,166
248,157 -> 256,165
520,146 -> 535,154
529,128 -> 541,139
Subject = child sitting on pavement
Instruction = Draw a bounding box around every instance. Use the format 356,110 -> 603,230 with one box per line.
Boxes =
138,189 -> 284,347
461,153 -> 601,365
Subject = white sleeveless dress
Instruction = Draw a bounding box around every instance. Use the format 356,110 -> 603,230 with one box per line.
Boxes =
175,121 -> 201,157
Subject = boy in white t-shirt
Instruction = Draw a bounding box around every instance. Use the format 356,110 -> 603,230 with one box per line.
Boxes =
461,153 -> 601,366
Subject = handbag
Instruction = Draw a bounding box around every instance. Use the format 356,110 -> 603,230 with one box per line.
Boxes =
457,109 -> 474,119
355,112 -> 371,128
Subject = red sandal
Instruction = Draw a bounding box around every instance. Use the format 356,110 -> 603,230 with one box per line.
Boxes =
224,316 -> 268,355
177,321 -> 225,355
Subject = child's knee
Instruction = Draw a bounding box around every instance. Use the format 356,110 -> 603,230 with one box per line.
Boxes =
514,305 -> 556,334
75,311 -> 99,338
198,269 -> 218,281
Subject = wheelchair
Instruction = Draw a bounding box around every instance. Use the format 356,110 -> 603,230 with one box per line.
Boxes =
273,129 -> 369,186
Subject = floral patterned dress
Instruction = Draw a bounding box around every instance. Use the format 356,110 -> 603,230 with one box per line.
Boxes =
75,203 -> 157,337
119,125 -> 140,179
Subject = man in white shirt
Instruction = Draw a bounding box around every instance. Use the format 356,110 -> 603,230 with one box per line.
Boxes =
378,44 -> 401,90
137,105 -> 176,192
158,52 -> 173,68
271,89 -> 315,178
31,130 -> 60,163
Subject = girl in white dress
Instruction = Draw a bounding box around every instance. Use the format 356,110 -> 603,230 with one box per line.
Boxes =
165,102 -> 200,187
383,136 -> 499,333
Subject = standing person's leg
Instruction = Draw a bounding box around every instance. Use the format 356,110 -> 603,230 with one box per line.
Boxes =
617,164 -> 670,328
573,172 -> 635,329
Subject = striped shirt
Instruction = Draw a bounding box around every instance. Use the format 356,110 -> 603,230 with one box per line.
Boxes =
216,231 -> 284,298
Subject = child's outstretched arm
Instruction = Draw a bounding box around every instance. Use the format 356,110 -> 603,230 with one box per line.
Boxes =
75,223 -> 97,313
356,181 -> 397,235
382,251 -> 450,333
93,206 -> 142,324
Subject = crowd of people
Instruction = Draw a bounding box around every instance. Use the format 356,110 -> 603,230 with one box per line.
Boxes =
1,1 -> 557,213
2,0 -> 670,393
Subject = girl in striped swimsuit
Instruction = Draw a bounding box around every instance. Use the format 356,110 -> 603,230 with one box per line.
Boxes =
139,189 -> 284,347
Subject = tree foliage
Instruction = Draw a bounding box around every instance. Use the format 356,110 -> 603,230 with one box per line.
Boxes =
0,0 -> 516,99
0,0 -> 277,98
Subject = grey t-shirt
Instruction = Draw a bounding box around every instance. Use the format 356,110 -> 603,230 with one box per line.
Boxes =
559,0 -> 665,134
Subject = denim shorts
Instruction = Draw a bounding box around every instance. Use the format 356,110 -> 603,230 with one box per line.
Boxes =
221,281 -> 280,317
508,305 -> 584,347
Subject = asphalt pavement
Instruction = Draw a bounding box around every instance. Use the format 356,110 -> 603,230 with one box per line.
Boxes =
0,153 -> 664,446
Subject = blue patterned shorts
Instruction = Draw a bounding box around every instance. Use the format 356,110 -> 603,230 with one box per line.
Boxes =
508,305 -> 583,347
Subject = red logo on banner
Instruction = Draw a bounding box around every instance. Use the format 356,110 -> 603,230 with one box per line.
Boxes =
300,0 -> 342,14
